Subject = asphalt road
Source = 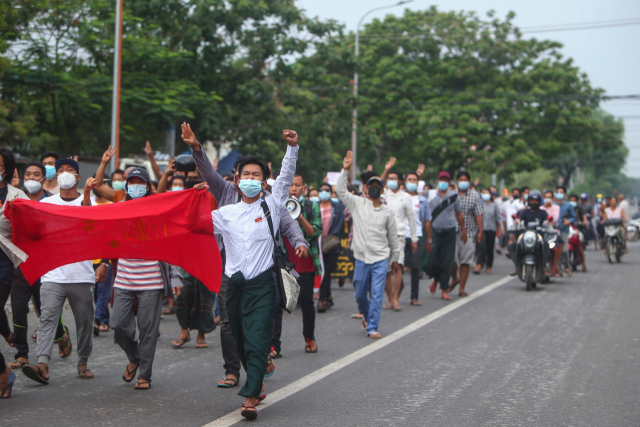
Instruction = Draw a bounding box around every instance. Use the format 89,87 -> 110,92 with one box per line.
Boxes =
2,243 -> 639,427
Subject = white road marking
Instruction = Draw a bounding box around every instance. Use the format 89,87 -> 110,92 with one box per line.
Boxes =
204,275 -> 515,427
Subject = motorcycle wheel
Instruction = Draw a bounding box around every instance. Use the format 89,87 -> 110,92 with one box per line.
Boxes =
607,241 -> 616,264
525,265 -> 534,292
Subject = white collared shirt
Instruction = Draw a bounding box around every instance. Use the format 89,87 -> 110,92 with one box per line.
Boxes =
212,145 -> 298,280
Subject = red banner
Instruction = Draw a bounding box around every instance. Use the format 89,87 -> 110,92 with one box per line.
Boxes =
5,189 -> 222,292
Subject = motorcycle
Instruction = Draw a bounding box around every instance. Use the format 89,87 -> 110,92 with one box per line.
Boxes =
627,217 -> 640,242
603,219 -> 624,263
568,224 -> 584,271
515,219 -> 551,291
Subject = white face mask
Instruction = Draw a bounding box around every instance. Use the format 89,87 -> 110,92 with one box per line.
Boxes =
57,172 -> 78,190
24,179 -> 44,194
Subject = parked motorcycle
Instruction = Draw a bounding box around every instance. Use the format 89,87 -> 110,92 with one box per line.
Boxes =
515,220 -> 551,291
603,219 -> 624,263
627,217 -> 640,242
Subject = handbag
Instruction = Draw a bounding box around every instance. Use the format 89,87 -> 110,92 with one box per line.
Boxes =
321,234 -> 341,254
260,201 -> 300,313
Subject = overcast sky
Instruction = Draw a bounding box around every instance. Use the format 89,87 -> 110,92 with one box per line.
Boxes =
297,0 -> 640,178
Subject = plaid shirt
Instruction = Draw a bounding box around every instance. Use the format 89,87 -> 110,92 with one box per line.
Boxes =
281,197 -> 323,276
458,190 -> 484,235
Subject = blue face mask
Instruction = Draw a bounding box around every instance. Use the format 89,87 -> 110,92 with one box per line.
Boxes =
458,181 -> 469,191
172,186 -> 184,191
524,194 -> 529,200
387,180 -> 398,190
569,201 -> 577,207
555,193 -> 565,200
127,184 -> 147,199
112,181 -> 125,191
319,191 -> 331,201
309,196 -> 320,203
406,183 -> 418,193
238,179 -> 262,198
544,198 -> 553,205
331,198 -> 339,203
438,181 -> 449,191
44,165 -> 56,180
597,198 -> 602,203
481,193 -> 491,201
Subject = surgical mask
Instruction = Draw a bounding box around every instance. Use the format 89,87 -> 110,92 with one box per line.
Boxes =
569,201 -> 577,207
185,179 -> 202,189
309,196 -> 320,203
438,181 -> 449,191
57,172 -> 78,190
597,198 -> 602,203
524,194 -> 529,200
458,181 -> 469,191
127,184 -> 147,199
298,195 -> 305,202
45,165 -> 56,180
387,180 -> 398,190
319,191 -> 331,201
529,203 -> 540,211
481,193 -> 491,201
112,181 -> 125,191
238,179 -> 262,198
24,179 -> 44,194
555,193 -> 565,200
368,186 -> 382,199
544,198 -> 553,205
331,198 -> 339,203
172,186 -> 184,191
406,183 -> 418,193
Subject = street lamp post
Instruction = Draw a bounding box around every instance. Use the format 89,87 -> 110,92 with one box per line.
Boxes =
351,0 -> 413,182
109,0 -> 124,174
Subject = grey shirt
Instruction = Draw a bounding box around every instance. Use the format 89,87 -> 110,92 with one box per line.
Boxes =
482,202 -> 502,232
429,190 -> 461,230
192,146 -> 308,252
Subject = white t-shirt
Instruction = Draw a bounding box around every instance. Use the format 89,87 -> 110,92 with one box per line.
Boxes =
405,194 -> 423,238
505,198 -> 525,229
41,194 -> 97,284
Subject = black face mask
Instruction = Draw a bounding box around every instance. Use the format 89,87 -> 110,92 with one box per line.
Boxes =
530,203 -> 540,211
368,186 -> 382,199
185,179 -> 202,189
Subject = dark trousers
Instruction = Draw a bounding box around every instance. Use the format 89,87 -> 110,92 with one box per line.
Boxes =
272,272 -> 315,352
93,264 -> 113,325
426,227 -> 457,290
218,274 -> 241,380
0,279 -> 11,339
227,270 -> 275,398
477,230 -> 497,268
319,251 -> 340,300
11,269 -> 65,360
404,237 -> 423,300
174,276 -> 216,334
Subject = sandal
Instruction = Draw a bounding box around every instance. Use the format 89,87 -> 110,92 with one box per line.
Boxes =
351,313 -> 364,319
58,326 -> 72,359
441,293 -> 452,300
162,308 -> 174,315
258,394 -> 266,404
241,405 -> 258,420
305,338 -> 318,354
410,300 -> 422,306
447,280 -> 460,293
393,304 -> 402,312
429,280 -> 437,294
217,375 -> 239,388
22,365 -> 49,385
171,338 -> 191,349
123,364 -> 138,383
458,292 -> 469,297
368,332 -> 382,339
93,321 -> 100,337
317,300 -> 328,313
270,346 -> 282,359
99,323 -> 110,332
8,359 -> 28,370
135,379 -> 151,390
78,368 -> 95,379
0,372 -> 15,399
382,304 -> 393,310
195,341 -> 208,349
327,296 -> 334,307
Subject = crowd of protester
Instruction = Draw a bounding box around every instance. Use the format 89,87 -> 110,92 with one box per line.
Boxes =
0,135 -> 624,418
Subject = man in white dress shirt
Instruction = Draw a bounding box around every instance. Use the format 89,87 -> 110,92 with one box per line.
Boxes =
190,124 -> 299,420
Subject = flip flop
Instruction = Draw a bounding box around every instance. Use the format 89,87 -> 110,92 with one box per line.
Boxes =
458,292 -> 469,297
217,376 -> 239,388
0,372 -> 16,399
78,368 -> 94,379
195,341 -> 208,349
393,305 -> 402,312
123,364 -> 138,383
410,300 -> 422,306
429,280 -> 437,294
447,280 -> 460,293
58,326 -> 72,359
241,405 -> 258,420
134,379 -> 151,390
22,365 -> 49,385
171,338 -> 191,349
350,313 -> 364,319
8,360 -> 28,370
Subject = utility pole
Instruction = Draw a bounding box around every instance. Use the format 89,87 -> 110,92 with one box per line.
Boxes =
109,0 -> 123,174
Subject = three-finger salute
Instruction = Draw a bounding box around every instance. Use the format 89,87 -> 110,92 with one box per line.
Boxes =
343,150 -> 353,171
181,122 -> 201,151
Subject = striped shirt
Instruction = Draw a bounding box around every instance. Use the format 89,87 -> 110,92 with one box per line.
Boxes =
114,259 -> 163,291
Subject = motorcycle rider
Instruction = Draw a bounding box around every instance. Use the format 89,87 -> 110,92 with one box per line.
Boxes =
569,194 -> 588,272
507,191 -> 549,273
602,196 -> 627,252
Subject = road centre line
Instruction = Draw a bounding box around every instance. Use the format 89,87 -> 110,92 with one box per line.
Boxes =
204,275 -> 515,427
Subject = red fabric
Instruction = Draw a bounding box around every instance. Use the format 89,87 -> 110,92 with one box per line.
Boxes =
284,237 -> 314,273
5,189 -> 222,292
